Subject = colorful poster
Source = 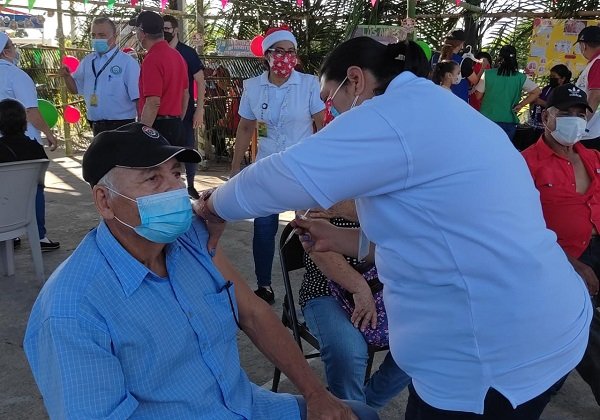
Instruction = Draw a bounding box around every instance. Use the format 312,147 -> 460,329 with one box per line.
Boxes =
527,18 -> 598,78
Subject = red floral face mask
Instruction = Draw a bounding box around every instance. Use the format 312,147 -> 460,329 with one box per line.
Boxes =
269,51 -> 297,78
323,76 -> 348,126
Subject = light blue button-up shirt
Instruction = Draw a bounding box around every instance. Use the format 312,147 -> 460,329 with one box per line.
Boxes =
24,219 -> 300,419
214,71 -> 592,414
73,47 -> 139,121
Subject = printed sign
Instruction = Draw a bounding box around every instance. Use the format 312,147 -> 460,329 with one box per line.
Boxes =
215,39 -> 254,57
351,25 -> 410,45
527,18 -> 599,77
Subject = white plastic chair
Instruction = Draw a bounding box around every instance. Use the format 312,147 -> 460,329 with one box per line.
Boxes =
0,159 -> 49,281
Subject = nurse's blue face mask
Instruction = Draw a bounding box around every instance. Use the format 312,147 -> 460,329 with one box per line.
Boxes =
106,187 -> 193,243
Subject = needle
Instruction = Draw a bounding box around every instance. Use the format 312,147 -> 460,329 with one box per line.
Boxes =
282,208 -> 311,248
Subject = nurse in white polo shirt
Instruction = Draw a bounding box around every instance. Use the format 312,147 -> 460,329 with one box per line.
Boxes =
230,26 -> 325,304
0,32 -> 60,251
199,37 -> 593,419
60,17 -> 139,136
0,33 -> 57,149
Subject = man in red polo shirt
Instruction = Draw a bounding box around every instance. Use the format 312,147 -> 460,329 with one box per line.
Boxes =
522,83 -> 600,405
130,11 -> 188,146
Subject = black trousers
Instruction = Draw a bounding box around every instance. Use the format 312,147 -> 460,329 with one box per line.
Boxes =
90,119 -> 135,137
404,379 -> 563,420
153,118 -> 184,146
575,237 -> 600,405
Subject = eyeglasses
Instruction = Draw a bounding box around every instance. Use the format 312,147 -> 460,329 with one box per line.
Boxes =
267,48 -> 297,56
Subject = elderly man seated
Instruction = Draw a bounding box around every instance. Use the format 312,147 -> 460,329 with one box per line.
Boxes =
522,83 -> 600,405
23,123 -> 377,419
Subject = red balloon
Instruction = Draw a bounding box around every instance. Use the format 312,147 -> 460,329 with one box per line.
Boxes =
250,35 -> 264,57
62,55 -> 80,73
64,105 -> 81,124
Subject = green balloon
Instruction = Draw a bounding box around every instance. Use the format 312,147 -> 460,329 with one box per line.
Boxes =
416,40 -> 432,61
37,99 -> 59,128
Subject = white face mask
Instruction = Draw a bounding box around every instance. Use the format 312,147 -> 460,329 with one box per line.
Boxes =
552,116 -> 587,146
452,74 -> 462,85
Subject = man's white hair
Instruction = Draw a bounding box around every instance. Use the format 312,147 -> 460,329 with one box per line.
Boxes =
96,168 -> 122,198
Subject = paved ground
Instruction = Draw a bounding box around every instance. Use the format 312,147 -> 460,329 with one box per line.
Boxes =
1,150 -> 599,419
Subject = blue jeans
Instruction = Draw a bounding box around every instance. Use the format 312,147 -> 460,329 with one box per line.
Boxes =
294,395 -> 379,420
253,213 -> 279,287
182,119 -> 197,188
36,184 -> 45,239
495,122 -> 517,141
303,296 -> 411,409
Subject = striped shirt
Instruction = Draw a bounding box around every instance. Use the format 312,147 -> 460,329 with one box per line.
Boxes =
24,219 -> 300,419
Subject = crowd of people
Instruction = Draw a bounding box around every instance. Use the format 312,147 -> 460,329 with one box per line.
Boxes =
2,9 -> 600,419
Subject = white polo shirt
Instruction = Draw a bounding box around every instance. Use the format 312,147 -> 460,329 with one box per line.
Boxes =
214,71 -> 592,413
238,70 -> 324,161
73,47 -> 139,121
0,59 -> 42,142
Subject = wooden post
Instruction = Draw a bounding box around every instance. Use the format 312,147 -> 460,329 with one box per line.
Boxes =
195,0 -> 210,164
56,0 -> 72,156
407,0 -> 416,40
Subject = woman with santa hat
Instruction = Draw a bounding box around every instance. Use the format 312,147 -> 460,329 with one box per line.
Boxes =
230,26 -> 325,304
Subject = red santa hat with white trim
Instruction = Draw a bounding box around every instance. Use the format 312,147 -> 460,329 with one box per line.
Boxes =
262,26 -> 297,55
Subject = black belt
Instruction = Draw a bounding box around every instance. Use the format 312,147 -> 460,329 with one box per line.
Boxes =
155,115 -> 180,120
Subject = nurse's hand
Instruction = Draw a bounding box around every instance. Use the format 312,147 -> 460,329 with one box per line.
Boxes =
307,201 -> 358,222
192,188 -> 226,256
294,218 -> 364,258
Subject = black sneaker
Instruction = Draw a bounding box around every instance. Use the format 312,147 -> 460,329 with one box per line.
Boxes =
13,237 -> 21,248
187,186 -> 200,200
40,240 -> 60,252
254,286 -> 275,305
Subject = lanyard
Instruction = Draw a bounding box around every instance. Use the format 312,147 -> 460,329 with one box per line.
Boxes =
91,48 -> 119,93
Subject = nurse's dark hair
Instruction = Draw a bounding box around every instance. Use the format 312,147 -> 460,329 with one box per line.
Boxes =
320,37 -> 430,95
0,98 -> 27,136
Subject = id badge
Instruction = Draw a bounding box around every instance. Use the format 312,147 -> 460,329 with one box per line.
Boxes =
90,93 -> 98,107
257,121 -> 268,138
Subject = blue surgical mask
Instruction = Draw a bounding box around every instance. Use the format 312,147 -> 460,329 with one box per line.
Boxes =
92,39 -> 110,54
108,187 -> 192,243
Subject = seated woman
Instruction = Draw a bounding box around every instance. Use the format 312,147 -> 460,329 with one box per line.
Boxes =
0,98 -> 59,251
299,201 -> 410,410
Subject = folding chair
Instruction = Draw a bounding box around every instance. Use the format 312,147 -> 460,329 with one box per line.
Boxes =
0,159 -> 49,282
272,222 -> 389,392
